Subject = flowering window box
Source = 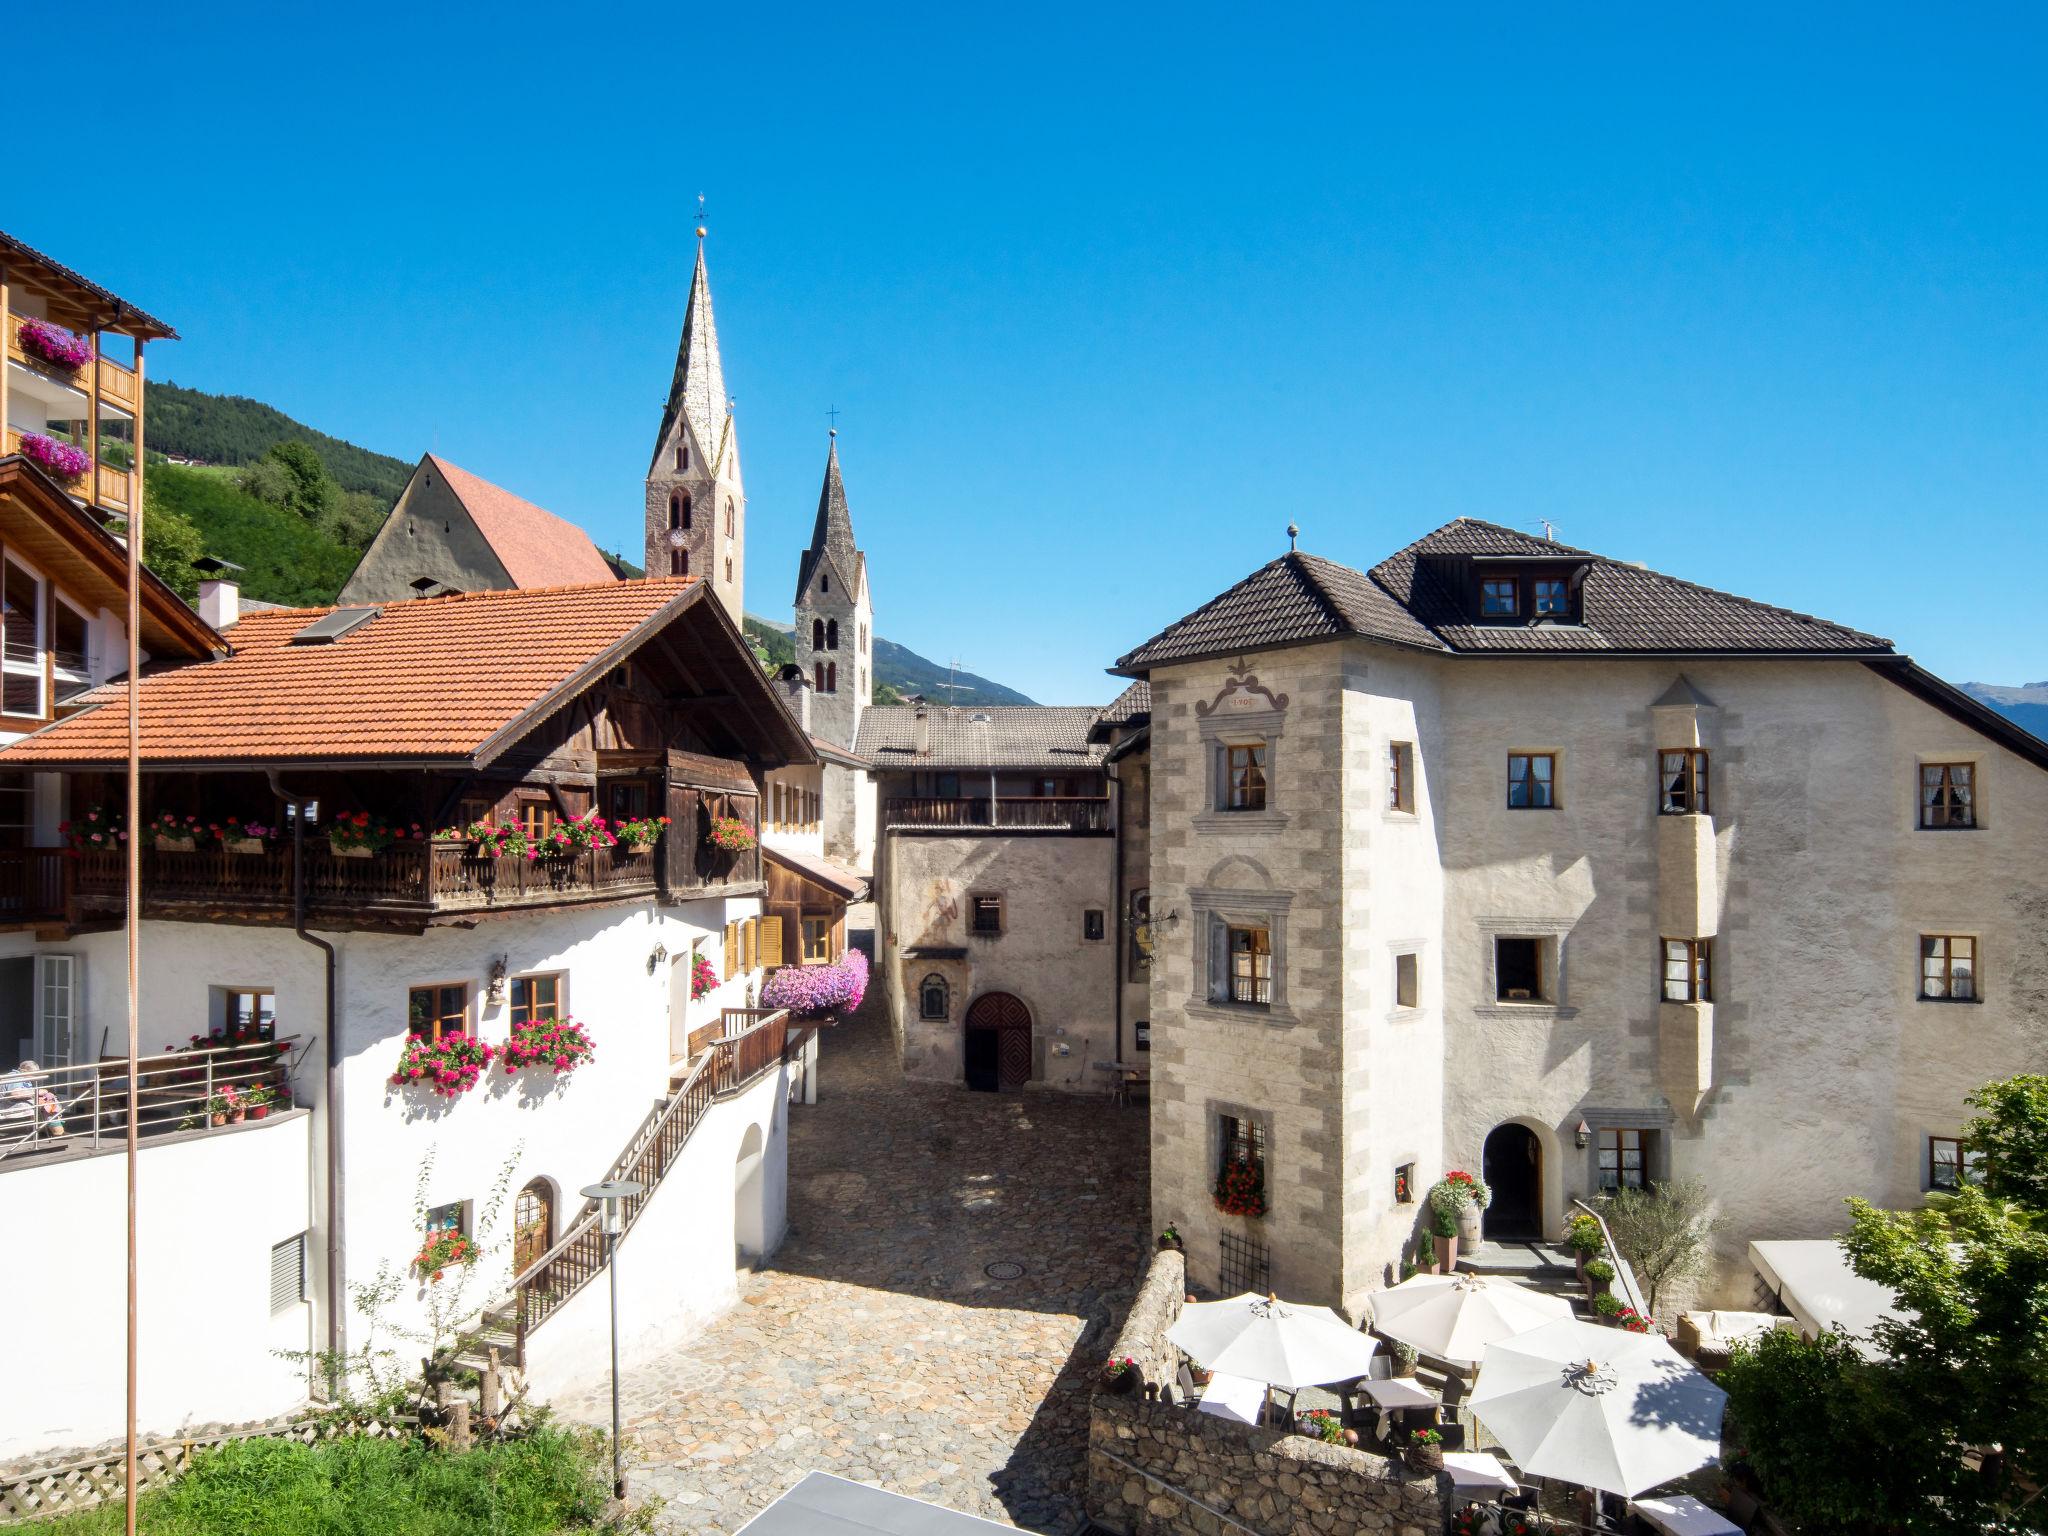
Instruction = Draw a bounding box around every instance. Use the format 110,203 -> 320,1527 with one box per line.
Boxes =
1214,1158 -> 1268,1218
326,812 -> 418,858
20,432 -> 91,484
501,1016 -> 595,1079
389,1032 -> 495,1098
17,318 -> 93,375
613,814 -> 670,855
761,948 -> 868,1019
706,815 -> 756,853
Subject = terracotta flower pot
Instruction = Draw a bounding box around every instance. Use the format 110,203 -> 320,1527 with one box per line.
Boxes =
231,1110 -> 246,1123
1434,1234 -> 1458,1274
250,1105 -> 270,1120
210,1112 -> 227,1126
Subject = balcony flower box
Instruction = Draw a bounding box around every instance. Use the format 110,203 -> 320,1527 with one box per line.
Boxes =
613,814 -> 670,855
529,809 -> 615,861
438,819 -> 528,861
413,1227 -> 478,1283
60,805 -> 126,853
389,1031 -> 495,1098
20,432 -> 91,484
17,318 -> 93,374
151,812 -> 206,853
1213,1157 -> 1268,1218
222,817 -> 276,855
326,812 -> 418,858
501,1015 -> 595,1079
706,814 -> 756,853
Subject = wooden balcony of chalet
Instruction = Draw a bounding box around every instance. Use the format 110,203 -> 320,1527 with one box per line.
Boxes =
4,312 -> 140,516
884,795 -> 1112,835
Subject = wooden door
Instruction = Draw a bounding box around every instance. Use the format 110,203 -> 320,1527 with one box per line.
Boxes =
965,992 -> 1032,1092
512,1180 -> 553,1275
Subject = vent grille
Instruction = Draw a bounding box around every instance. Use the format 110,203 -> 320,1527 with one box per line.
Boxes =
270,1232 -> 306,1313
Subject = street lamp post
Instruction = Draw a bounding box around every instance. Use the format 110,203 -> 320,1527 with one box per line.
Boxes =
580,1178 -> 645,1501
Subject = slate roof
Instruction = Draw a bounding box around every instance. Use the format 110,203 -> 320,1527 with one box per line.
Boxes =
0,579 -> 704,766
855,705 -> 1109,773
1090,681 -> 1152,742
649,243 -> 729,475
428,456 -> 617,589
1114,519 -> 1892,674
794,437 -> 863,605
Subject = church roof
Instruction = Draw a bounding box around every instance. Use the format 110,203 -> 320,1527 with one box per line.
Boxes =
426,456 -> 616,589
648,242 -> 730,476
1113,519 -> 1892,675
794,436 -> 862,604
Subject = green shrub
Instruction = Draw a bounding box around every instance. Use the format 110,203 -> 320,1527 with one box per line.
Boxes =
1585,1258 -> 1615,1282
148,463 -> 362,608
1565,1213 -> 1604,1255
1592,1290 -> 1624,1317
33,1423 -> 649,1535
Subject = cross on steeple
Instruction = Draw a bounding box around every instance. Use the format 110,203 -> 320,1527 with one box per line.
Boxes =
826,404 -> 841,434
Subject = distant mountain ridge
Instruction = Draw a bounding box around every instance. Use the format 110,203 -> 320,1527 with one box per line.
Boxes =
145,381 -> 413,502
1959,681 -> 2048,743
746,615 -> 1036,706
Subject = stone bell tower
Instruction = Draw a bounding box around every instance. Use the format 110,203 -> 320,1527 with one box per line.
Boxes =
792,432 -> 872,751
645,229 -> 745,623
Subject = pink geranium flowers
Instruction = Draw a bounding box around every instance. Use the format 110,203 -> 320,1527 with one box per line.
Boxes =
17,318 -> 93,372
389,1032 -> 495,1097
20,432 -> 91,483
501,1015 -> 595,1079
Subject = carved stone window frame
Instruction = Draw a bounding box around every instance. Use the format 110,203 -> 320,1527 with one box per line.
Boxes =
1474,915 -> 1579,1019
1194,674 -> 1291,834
1187,886 -> 1296,1025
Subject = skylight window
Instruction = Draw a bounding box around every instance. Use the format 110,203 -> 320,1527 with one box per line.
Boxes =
288,607 -> 380,645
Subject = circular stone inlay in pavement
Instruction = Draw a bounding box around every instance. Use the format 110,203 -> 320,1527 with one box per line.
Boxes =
984,1261 -> 1026,1281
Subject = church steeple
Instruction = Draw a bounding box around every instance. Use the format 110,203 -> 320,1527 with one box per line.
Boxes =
645,229 -> 745,623
792,431 -> 873,752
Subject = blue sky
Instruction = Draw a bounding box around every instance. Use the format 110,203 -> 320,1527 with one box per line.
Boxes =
29,3 -> 2047,702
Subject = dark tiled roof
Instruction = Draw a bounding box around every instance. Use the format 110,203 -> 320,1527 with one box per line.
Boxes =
0,229 -> 177,338
855,705 -> 1109,773
1089,681 -> 1152,742
1114,520 -> 1891,675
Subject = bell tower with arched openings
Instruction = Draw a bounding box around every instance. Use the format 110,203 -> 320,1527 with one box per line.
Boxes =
644,227 -> 745,623
792,431 -> 872,752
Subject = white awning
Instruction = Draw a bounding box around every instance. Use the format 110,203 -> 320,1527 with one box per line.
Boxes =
1748,1239 -> 1907,1356
735,1472 -> 1019,1534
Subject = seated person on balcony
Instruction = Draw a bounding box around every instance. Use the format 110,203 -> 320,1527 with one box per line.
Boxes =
0,1061 -> 64,1135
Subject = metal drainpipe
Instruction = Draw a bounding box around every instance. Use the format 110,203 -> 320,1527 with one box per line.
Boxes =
268,770 -> 342,1370
1108,757 -> 1125,1063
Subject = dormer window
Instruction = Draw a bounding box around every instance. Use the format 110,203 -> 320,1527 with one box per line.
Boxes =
1533,579 -> 1570,616
1481,578 -> 1520,617
1470,562 -> 1585,624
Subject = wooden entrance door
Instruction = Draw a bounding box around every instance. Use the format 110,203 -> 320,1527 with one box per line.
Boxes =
964,992 -> 1032,1092
512,1180 -> 553,1274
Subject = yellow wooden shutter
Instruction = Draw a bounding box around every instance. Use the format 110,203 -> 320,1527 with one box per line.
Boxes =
759,915 -> 783,968
743,917 -> 758,971
723,921 -> 737,978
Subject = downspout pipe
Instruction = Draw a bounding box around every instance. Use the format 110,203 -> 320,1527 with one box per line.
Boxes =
1107,756 -> 1125,1064
268,770 -> 342,1372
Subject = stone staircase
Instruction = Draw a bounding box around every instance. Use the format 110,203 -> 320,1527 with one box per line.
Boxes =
1460,1237 -> 1586,1309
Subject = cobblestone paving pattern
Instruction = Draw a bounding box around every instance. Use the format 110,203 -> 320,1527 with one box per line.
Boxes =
560,953 -> 1150,1532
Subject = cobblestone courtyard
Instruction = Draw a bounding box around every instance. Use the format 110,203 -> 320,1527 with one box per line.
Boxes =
561,961 -> 1150,1532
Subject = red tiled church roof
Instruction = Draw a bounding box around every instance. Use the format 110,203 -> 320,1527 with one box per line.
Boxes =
427,455 -> 617,589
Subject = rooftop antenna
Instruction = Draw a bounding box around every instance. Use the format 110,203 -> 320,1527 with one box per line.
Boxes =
1539,518 -> 1559,541
1287,522 -> 1300,552
934,658 -> 974,701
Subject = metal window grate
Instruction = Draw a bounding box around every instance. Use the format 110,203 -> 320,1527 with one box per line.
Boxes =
269,1232 -> 306,1314
1219,1230 -> 1270,1295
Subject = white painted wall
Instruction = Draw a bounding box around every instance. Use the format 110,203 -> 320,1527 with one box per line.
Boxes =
0,1112 -> 314,1458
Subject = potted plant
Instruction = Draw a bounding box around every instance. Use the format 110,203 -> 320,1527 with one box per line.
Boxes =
706,813 -> 757,853
1406,1426 -> 1444,1473
1100,1355 -> 1139,1395
1614,1305 -> 1656,1335
221,817 -> 276,855
1213,1157 -> 1268,1218
19,431 -> 90,484
1428,1204 -> 1460,1273
442,819 -> 527,860
61,805 -> 126,853
761,948 -> 869,1021
1584,1257 -> 1616,1302
500,1016 -> 596,1079
206,1084 -> 242,1125
1566,1213 -> 1604,1282
530,809 -> 616,860
412,1227 -> 478,1283
1428,1171 -> 1491,1264
388,1032 -> 496,1098
1157,1224 -> 1184,1252
1592,1290 -> 1626,1325
1297,1408 -> 1344,1445
17,318 -> 93,375
689,953 -> 720,1000
327,812 -> 414,858
1392,1340 -> 1419,1378
614,814 -> 670,855
151,811 -> 205,852
244,1080 -> 277,1120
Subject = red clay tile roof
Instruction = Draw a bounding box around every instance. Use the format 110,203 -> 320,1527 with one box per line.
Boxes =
428,455 -> 617,589
0,579 -> 700,766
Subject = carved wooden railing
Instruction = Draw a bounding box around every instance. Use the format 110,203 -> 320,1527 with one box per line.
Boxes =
885,795 -> 1111,833
507,1008 -> 796,1362
0,848 -> 66,923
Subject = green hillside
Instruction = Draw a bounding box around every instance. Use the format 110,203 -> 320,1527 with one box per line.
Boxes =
146,381 -> 413,501
744,615 -> 1031,706
148,462 -> 362,608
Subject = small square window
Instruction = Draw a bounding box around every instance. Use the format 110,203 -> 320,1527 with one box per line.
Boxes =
1494,937 -> 1544,1002
510,973 -> 562,1024
1919,763 -> 1975,829
801,914 -> 832,962
425,1201 -> 466,1235
970,894 -> 1003,935
1394,1162 -> 1415,1204
1480,578 -> 1520,617
1929,1137 -> 1982,1191
1658,749 -> 1709,816
1661,938 -> 1711,1003
1395,952 -> 1419,1010
1083,909 -> 1106,942
1598,1129 -> 1654,1190
1532,578 -> 1570,617
1388,742 -> 1415,814
223,988 -> 276,1041
1507,753 -> 1555,809
1920,935 -> 1977,1001
408,984 -> 468,1041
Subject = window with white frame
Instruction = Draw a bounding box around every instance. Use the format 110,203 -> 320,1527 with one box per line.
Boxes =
1,557 -> 47,718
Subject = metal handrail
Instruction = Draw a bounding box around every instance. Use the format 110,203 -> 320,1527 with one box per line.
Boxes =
0,1036 -> 303,1162
1569,1196 -> 1651,1318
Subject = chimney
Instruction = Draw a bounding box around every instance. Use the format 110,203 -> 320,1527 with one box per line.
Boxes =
913,705 -> 931,758
193,556 -> 244,629
775,665 -> 811,731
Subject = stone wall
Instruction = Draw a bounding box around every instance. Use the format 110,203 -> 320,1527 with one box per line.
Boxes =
1087,1249 -> 1444,1536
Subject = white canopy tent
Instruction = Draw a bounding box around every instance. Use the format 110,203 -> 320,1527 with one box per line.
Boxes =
1367,1272 -> 1574,1368
1748,1240 -> 1908,1358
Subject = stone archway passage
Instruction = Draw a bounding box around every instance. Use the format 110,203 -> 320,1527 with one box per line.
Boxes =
964,992 -> 1032,1093
1482,1122 -> 1543,1240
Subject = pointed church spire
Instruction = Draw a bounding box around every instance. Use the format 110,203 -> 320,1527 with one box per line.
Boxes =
796,431 -> 859,605
649,239 -> 729,475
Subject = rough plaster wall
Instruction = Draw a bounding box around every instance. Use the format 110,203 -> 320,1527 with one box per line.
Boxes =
1117,750 -> 1152,1066
880,834 -> 1116,1089
338,471 -> 510,604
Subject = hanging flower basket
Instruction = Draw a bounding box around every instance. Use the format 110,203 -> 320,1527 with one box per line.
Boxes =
19,432 -> 91,484
706,815 -> 756,853
389,1033 -> 495,1097
689,953 -> 720,1001
413,1227 -> 479,1283
1213,1158 -> 1267,1218
501,1015 -> 595,1079
613,814 -> 670,855
17,318 -> 92,374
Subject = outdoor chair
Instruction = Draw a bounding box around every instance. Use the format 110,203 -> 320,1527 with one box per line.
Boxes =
1176,1363 -> 1198,1403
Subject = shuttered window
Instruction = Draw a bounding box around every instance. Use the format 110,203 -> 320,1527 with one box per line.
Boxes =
759,915 -> 784,968
743,917 -> 759,971
723,922 -> 738,978
270,1232 -> 306,1313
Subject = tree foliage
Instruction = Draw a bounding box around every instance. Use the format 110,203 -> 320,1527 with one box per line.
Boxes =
147,464 -> 362,608
130,474 -> 207,602
1722,1074 -> 2048,1533
144,379 -> 411,500
1600,1177 -> 1722,1314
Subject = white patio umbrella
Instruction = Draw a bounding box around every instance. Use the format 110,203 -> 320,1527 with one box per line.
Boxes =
1167,1292 -> 1381,1391
1468,1317 -> 1728,1498
1367,1273 -> 1574,1368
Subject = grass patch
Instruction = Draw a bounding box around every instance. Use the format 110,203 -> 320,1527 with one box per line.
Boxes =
148,462 -> 362,608
32,1424 -> 647,1534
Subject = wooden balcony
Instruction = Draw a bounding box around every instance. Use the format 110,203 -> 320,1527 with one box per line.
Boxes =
62,834 -> 744,931
4,312 -> 89,392
0,848 -> 66,925
884,795 -> 1112,835
96,354 -> 138,412
94,463 -> 131,513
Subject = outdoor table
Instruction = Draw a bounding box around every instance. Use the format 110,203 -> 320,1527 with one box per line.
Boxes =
1090,1060 -> 1150,1107
1196,1370 -> 1267,1426
1442,1451 -> 1518,1494
1633,1494 -> 1742,1536
1360,1377 -> 1438,1409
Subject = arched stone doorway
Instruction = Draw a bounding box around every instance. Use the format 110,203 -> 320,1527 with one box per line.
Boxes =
512,1178 -> 553,1274
734,1122 -> 767,1263
1482,1123 -> 1542,1241
963,992 -> 1032,1093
